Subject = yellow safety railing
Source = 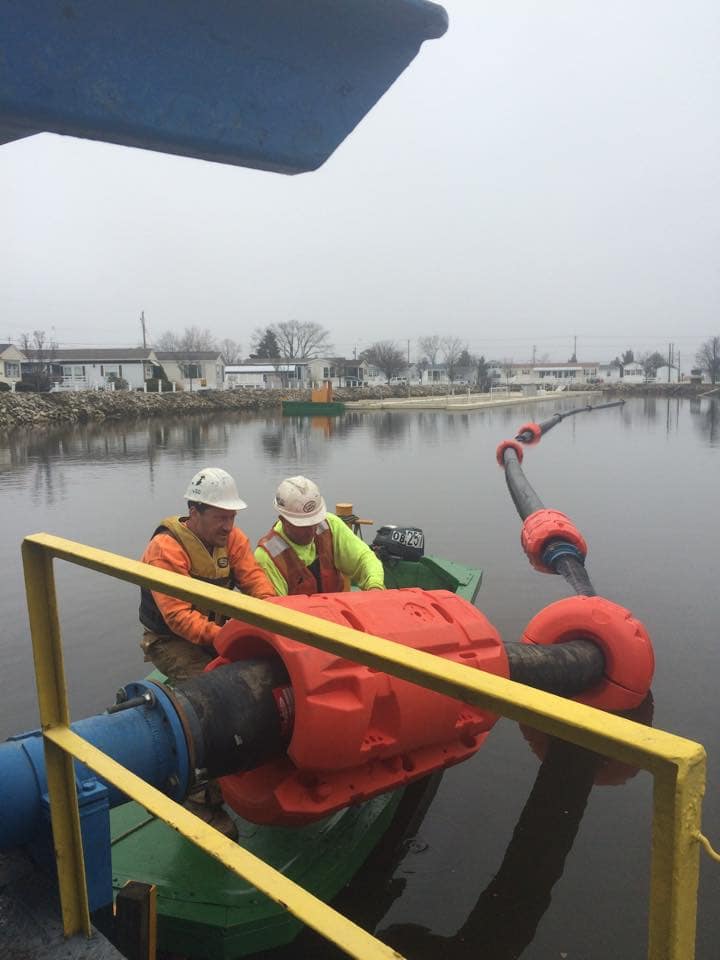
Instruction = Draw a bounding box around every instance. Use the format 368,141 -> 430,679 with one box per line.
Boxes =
22,532 -> 708,960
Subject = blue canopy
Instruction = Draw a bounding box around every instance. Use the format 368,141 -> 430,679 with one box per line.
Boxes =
0,0 -> 447,173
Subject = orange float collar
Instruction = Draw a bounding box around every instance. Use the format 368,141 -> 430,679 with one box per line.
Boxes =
496,439 -> 524,466
520,508 -> 588,574
208,589 -> 508,826
516,421 -> 542,445
521,595 -> 655,712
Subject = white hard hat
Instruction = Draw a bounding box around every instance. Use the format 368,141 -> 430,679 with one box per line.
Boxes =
273,476 -> 326,526
183,468 -> 247,511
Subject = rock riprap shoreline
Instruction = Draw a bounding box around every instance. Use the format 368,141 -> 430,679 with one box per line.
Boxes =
0,382 -> 713,433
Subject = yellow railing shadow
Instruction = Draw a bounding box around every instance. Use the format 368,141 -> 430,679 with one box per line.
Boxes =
22,533 -> 707,960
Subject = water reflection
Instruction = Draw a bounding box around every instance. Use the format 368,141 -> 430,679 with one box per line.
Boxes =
2,415 -> 238,467
690,397 -> 720,446
370,412 -> 411,444
259,415 -> 362,460
0,415 -> 241,505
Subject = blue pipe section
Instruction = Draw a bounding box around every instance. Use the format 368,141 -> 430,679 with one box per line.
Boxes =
0,680 -> 189,850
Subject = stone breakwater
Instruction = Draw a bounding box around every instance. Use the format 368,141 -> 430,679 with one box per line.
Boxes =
0,385 -> 444,432
0,382 -> 715,433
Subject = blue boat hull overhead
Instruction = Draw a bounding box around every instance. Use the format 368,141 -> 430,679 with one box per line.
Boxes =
0,0 -> 448,172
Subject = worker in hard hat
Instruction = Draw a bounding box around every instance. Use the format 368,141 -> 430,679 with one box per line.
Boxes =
139,467 -> 276,840
255,476 -> 385,596
139,467 -> 275,682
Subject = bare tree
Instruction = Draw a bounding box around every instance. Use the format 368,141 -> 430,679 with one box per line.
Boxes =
441,336 -> 467,384
273,320 -> 332,360
696,336 -> 720,384
360,341 -> 406,382
501,357 -> 515,390
178,326 -> 217,352
417,335 -> 442,368
219,338 -> 242,364
19,329 -> 58,390
156,330 -> 181,351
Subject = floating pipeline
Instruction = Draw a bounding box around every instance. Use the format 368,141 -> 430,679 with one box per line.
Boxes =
0,589 -> 654,857
211,589 -> 654,827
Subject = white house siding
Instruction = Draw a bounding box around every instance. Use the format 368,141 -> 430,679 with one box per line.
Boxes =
654,365 -> 679,384
307,359 -> 368,388
155,352 -> 224,390
0,345 -> 26,389
621,363 -> 645,383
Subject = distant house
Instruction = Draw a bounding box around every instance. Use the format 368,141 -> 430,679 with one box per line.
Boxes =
484,361 -> 601,390
599,362 -> 622,383
654,364 -> 679,384
621,361 -> 645,383
224,362 -> 309,389
23,347 -> 162,391
154,351 -> 224,390
420,367 -> 446,385
0,343 -> 27,390
306,358 -> 371,388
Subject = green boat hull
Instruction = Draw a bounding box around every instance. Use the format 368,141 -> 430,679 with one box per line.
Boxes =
281,400 -> 345,416
111,553 -> 482,957
111,793 -> 403,958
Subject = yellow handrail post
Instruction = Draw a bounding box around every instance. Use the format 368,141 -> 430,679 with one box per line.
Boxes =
648,754 -> 706,960
21,539 -> 91,937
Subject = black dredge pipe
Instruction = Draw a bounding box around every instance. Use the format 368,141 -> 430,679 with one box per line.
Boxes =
505,639 -> 605,697
165,643 -> 605,788
168,657 -> 292,781
502,447 -> 596,598
515,399 -> 625,444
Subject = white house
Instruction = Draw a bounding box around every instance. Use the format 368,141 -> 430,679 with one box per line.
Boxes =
0,343 -> 26,390
224,362 -> 309,389
24,347 -> 162,390
307,358 -> 371,388
487,361 -> 602,390
599,362 -> 623,383
155,351 -> 224,391
654,364 -> 679,384
621,361 -> 645,383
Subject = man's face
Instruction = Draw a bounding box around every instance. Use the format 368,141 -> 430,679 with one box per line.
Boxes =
189,505 -> 236,548
280,517 -> 317,546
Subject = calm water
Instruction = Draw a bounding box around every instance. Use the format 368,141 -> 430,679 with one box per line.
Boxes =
1,396 -> 719,959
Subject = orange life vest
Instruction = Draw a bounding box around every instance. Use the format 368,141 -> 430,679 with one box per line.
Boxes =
257,520 -> 344,595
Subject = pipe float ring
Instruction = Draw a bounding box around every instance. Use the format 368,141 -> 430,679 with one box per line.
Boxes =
496,439 -> 524,467
516,422 -> 542,445
521,509 -> 587,574
521,595 -> 655,711
210,589 -> 509,826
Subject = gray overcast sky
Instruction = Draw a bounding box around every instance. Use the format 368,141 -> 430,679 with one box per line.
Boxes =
2,0 -> 719,368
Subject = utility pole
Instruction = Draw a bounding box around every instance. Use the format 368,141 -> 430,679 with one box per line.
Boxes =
407,339 -> 411,397
532,344 -> 536,365
668,343 -> 672,382
140,311 -> 147,349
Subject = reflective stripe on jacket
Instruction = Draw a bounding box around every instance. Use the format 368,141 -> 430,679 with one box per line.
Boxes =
139,515 -> 235,634
257,519 -> 345,596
